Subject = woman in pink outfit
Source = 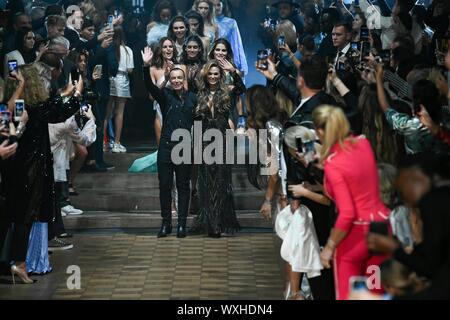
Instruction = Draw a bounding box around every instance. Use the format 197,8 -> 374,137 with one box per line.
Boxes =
313,105 -> 391,300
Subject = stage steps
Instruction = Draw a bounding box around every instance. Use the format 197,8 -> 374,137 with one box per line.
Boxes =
68,153 -> 269,230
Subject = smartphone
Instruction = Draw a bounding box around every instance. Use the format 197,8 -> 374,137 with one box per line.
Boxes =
350,41 -> 360,52
360,41 -> 371,61
8,60 -> 18,75
360,26 -> 369,41
349,276 -> 368,292
70,67 -> 79,85
93,64 -> 103,76
80,102 -> 89,114
108,15 -> 114,28
379,50 -> 391,66
0,110 -> 11,135
278,35 -> 286,48
337,61 -> 346,71
257,50 -> 269,70
296,137 -> 303,154
369,221 -> 389,236
14,99 -> 24,122
424,25 -> 435,39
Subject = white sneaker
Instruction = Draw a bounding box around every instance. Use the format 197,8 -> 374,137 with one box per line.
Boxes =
112,143 -> 127,153
61,205 -> 83,216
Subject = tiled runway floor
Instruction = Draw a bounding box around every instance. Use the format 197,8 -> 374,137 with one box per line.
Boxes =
0,231 -> 285,300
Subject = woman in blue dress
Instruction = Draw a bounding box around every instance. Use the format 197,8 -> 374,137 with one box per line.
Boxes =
211,0 -> 248,77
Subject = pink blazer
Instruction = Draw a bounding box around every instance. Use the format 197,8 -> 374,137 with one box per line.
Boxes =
324,136 -> 390,233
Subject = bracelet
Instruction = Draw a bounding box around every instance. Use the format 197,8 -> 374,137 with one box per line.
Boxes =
16,122 -> 26,138
74,90 -> 82,97
263,199 -> 272,206
326,239 -> 336,249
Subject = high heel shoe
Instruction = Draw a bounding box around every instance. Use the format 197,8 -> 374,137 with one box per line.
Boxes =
10,265 -> 35,285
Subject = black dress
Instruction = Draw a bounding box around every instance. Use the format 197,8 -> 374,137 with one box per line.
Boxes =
2,95 -> 81,225
192,101 -> 240,235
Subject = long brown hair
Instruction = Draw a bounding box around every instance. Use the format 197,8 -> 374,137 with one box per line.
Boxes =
312,105 -> 352,162
246,85 -> 287,130
113,26 -> 128,63
195,59 -> 230,115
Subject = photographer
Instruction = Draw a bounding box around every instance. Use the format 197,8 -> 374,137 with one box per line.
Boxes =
2,64 -> 83,284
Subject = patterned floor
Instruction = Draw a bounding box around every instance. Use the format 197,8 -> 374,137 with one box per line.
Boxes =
0,231 -> 286,300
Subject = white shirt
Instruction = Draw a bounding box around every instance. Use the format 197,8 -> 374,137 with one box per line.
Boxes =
117,45 -> 134,72
291,96 -> 313,117
334,42 -> 351,66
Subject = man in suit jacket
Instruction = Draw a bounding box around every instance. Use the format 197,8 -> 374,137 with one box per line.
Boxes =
257,55 -> 337,300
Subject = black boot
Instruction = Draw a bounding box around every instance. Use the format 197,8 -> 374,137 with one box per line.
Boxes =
157,223 -> 172,238
177,225 -> 187,238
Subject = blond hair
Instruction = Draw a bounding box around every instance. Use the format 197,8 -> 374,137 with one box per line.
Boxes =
4,65 -> 49,107
312,105 -> 351,162
274,20 -> 297,49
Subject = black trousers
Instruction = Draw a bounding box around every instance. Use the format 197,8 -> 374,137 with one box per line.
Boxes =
301,198 -> 336,300
157,161 -> 191,226
11,223 -> 32,262
94,97 -> 108,165
48,182 -> 67,240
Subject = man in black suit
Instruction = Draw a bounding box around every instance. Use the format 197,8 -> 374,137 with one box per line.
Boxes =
257,55 -> 337,300
318,8 -> 339,63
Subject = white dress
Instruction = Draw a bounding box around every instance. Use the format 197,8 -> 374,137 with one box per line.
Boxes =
110,46 -> 134,98
275,204 -> 323,278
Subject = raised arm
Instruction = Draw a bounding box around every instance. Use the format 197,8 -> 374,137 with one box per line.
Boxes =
375,63 -> 389,112
142,47 -> 166,107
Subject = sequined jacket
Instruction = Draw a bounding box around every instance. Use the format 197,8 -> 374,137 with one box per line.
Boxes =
3,95 -> 81,224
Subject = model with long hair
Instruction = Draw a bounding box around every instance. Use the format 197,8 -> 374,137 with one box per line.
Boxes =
190,59 -> 244,237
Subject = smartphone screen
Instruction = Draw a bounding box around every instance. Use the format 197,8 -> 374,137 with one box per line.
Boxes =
14,99 -> 24,122
0,111 -> 11,134
8,60 -> 18,73
278,35 -> 286,48
350,41 -> 360,52
360,26 -> 369,41
108,15 -> 114,28
257,50 -> 268,70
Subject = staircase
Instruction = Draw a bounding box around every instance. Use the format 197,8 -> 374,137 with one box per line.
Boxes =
67,151 -> 271,230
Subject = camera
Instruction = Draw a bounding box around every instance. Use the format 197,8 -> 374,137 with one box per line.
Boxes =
257,49 -> 269,70
75,102 -> 90,129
